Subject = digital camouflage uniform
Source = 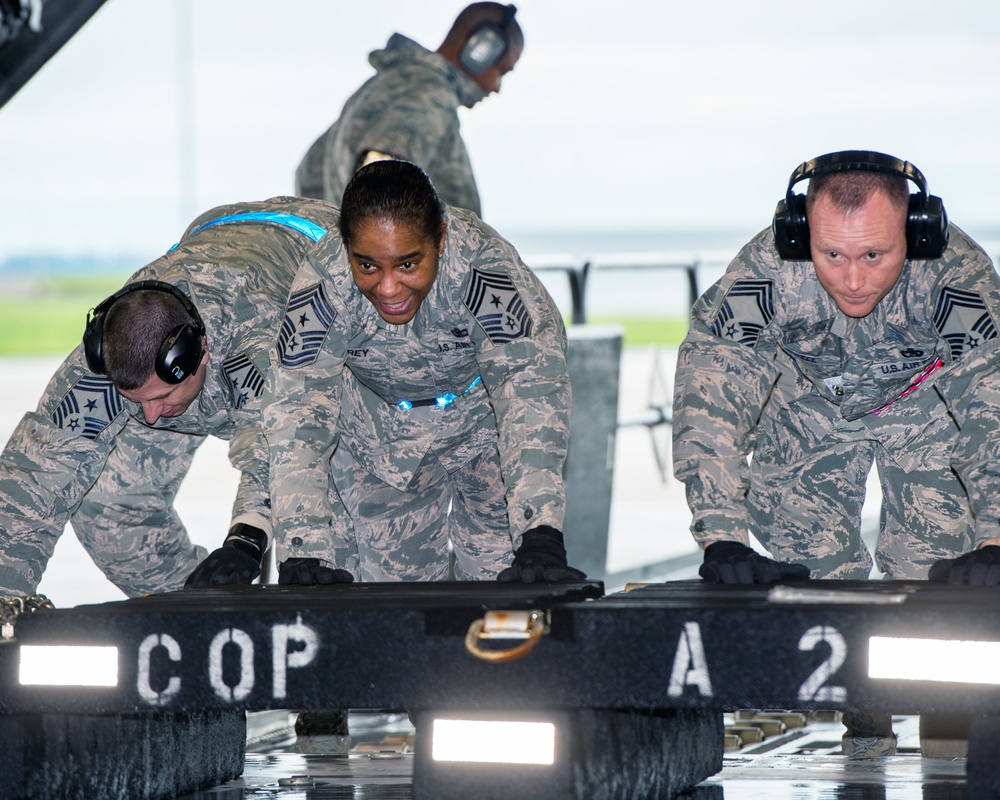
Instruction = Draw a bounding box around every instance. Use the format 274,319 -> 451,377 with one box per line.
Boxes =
0,196 -> 341,597
295,33 -> 484,216
263,206 -> 570,581
673,225 -> 1000,580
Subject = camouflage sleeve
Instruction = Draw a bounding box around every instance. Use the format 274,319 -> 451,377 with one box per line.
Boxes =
72,422 -> 208,595
350,80 -> 457,177
930,235 -> 1000,546
935,341 -> 1000,547
227,420 -> 274,538
262,253 -> 359,572
671,238 -> 783,545
466,246 -> 571,546
922,226 -> 1000,365
0,346 -> 128,595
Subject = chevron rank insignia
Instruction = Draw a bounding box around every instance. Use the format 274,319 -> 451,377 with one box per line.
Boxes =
278,282 -> 337,367
933,287 -> 998,360
52,375 -> 124,440
710,279 -> 775,348
222,352 -> 265,409
464,268 -> 533,344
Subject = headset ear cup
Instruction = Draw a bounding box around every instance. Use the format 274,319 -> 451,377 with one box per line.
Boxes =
772,194 -> 810,260
459,22 -> 507,75
156,324 -> 203,384
906,193 -> 949,260
83,310 -> 107,374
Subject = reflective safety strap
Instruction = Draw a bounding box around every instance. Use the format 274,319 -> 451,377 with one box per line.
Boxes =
397,376 -> 482,410
186,211 -> 328,242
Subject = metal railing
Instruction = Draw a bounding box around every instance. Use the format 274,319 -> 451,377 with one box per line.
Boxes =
528,252 -> 702,325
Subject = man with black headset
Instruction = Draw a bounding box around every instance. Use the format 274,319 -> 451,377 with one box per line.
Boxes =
671,150 -> 1000,757
0,196 -> 342,599
295,2 -> 522,218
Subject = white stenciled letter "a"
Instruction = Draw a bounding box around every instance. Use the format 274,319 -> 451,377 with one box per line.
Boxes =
668,621 -> 713,698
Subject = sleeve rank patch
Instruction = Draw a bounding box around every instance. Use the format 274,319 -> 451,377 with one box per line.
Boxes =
933,286 -> 998,360
464,267 -> 534,344
222,352 -> 265,409
277,282 -> 337,368
710,279 -> 775,348
52,375 -> 124,440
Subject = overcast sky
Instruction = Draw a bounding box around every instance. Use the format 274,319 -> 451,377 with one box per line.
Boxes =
2,0 -> 1000,263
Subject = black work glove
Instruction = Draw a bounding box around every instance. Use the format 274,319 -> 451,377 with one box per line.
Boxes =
497,526 -> 587,583
699,540 -> 811,585
185,524 -> 267,588
928,545 -> 1000,586
278,558 -> 355,586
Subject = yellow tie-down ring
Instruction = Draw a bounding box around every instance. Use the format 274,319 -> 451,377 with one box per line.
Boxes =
464,609 -> 549,663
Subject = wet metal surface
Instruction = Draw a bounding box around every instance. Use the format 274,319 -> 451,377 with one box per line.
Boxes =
177,714 -> 972,799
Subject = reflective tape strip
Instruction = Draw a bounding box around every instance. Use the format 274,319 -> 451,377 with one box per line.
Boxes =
188,211 -> 327,242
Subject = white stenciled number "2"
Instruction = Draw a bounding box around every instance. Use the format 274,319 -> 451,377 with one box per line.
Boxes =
797,625 -> 847,703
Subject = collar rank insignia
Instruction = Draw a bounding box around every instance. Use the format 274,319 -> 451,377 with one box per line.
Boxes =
278,282 -> 337,368
52,375 -> 124,440
222,352 -> 264,409
710,279 -> 775,348
465,268 -> 534,344
933,287 -> 998,360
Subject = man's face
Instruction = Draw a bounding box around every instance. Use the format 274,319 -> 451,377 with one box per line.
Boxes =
348,218 -> 443,325
808,188 -> 908,318
472,42 -> 522,97
117,344 -> 208,424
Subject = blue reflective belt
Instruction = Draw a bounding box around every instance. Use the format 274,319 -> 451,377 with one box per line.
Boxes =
186,211 -> 328,242
397,376 -> 482,410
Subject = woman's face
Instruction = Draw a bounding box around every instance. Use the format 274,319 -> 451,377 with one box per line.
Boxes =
347,217 -> 443,325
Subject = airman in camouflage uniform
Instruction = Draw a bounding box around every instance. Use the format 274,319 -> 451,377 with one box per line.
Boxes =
295,3 -> 524,217
0,196 -> 340,597
265,161 -> 572,581
672,153 -> 1000,583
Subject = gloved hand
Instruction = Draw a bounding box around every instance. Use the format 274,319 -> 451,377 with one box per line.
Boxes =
278,558 -> 355,586
185,524 -> 267,588
497,526 -> 587,583
928,545 -> 1000,586
699,540 -> 811,585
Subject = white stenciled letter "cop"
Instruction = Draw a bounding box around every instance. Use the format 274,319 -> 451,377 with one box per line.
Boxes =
272,619 -> 319,700
668,621 -> 714,697
209,628 -> 255,702
137,633 -> 182,706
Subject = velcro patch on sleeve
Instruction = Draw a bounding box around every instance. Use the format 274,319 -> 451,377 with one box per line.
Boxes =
51,375 -> 124,440
464,267 -> 534,344
933,286 -> 998,360
222,352 -> 265,409
709,279 -> 775,348
277,282 -> 337,368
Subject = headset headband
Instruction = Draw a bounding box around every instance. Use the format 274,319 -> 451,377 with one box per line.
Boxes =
90,280 -> 204,330
786,150 -> 929,203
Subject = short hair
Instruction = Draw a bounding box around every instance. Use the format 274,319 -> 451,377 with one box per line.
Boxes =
806,170 -> 910,216
338,160 -> 446,249
447,3 -> 524,51
103,290 -> 196,390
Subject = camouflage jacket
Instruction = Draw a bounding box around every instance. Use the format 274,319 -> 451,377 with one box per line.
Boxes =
295,33 -> 485,216
263,206 -> 570,570
672,224 -> 1000,544
0,196 -> 341,594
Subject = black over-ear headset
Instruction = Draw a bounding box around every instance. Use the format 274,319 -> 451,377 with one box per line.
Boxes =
772,150 -> 949,261
83,280 -> 206,385
459,3 -> 517,76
